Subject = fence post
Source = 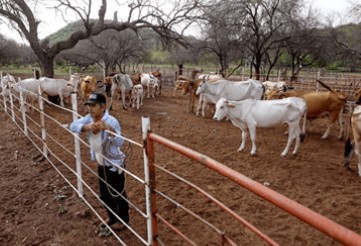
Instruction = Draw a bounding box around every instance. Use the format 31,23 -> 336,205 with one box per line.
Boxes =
19,89 -> 28,136
142,116 -> 158,246
0,71 -> 6,112
8,84 -> 15,122
72,93 -> 83,198
38,87 -> 48,158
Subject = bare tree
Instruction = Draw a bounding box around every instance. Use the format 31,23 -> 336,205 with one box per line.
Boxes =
0,0 -> 203,77
201,2 -> 245,77
59,29 -> 147,74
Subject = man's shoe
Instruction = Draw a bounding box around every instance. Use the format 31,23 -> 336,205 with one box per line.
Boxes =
105,218 -> 118,226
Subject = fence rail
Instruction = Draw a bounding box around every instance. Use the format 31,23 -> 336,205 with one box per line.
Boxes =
1,70 -> 361,245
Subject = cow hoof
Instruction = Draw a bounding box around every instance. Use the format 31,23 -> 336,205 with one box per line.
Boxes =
250,152 -> 256,156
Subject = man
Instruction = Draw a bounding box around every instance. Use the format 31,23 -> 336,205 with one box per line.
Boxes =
70,92 -> 129,235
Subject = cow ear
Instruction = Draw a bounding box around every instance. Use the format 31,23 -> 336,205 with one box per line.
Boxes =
226,100 -> 236,108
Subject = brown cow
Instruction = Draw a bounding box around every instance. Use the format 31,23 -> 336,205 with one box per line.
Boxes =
266,80 -> 346,139
80,75 -> 97,103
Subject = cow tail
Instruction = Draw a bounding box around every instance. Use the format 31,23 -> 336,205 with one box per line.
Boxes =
300,107 -> 307,143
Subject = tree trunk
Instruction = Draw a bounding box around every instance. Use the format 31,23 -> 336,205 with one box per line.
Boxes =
39,58 -> 55,78
178,64 -> 183,75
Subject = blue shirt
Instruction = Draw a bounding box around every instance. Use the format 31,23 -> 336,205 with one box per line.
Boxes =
70,110 -> 125,171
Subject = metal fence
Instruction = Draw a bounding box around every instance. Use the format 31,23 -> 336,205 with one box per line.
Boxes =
1,71 -> 361,245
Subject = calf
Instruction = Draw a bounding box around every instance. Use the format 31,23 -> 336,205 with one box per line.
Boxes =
213,97 -> 307,157
130,84 -> 144,109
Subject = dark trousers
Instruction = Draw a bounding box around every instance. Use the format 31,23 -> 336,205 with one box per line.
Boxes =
98,166 -> 129,224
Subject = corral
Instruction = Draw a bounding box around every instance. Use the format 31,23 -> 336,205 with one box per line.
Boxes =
1,71 -> 361,245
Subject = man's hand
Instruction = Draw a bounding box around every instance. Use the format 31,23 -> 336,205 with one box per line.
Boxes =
83,120 -> 113,134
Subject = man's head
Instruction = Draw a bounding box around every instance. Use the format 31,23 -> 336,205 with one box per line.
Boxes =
85,93 -> 107,120
85,92 -> 106,106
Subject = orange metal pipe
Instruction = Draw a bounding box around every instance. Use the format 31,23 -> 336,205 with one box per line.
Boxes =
148,132 -> 361,246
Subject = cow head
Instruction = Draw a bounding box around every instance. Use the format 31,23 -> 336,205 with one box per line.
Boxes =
213,98 -> 234,121
195,81 -> 206,95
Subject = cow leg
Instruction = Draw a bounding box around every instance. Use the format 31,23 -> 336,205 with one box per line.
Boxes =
196,95 -> 202,117
281,125 -> 293,157
337,108 -> 344,140
248,125 -> 257,156
321,124 -> 332,139
201,97 -> 207,118
59,94 -> 65,107
293,126 -> 302,155
109,84 -> 116,111
121,90 -> 127,110
237,124 -> 248,152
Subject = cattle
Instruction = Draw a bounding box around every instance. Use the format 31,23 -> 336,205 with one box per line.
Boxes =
109,73 -> 133,110
69,73 -> 83,94
80,75 -> 97,103
195,78 -> 265,105
262,81 -> 288,92
264,87 -> 307,100
1,73 -> 17,95
104,73 -> 117,97
213,97 -> 307,157
130,84 -> 144,109
2,78 -> 40,112
173,79 -> 190,97
130,73 -> 141,86
151,70 -> 162,96
344,105 -> 361,176
141,73 -> 158,98
266,80 -> 346,139
39,77 -> 74,107
198,73 -> 223,80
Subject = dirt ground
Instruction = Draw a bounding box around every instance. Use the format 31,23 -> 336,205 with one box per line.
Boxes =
1,85 -> 361,246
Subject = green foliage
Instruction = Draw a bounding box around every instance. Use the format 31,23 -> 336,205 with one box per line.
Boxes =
147,49 -> 171,64
47,20 -> 87,45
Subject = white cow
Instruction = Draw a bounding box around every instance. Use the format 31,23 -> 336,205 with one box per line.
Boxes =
344,105 -> 361,176
2,78 -> 41,112
198,73 -> 223,80
39,77 -> 74,107
109,73 -> 133,110
195,78 -> 265,105
130,84 -> 144,109
141,73 -> 157,98
213,97 -> 307,157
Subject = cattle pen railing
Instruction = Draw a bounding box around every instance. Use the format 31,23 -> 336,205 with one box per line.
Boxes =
1,86 -> 361,245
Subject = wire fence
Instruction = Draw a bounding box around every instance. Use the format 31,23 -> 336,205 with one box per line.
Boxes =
1,70 -> 361,245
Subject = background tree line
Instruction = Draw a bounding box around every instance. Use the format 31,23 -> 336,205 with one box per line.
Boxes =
0,0 -> 361,80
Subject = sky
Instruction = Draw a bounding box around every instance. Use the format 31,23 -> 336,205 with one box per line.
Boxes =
0,0 -> 356,45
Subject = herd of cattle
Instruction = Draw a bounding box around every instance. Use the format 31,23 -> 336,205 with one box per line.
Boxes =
1,70 -> 361,177
0,70 -> 162,112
